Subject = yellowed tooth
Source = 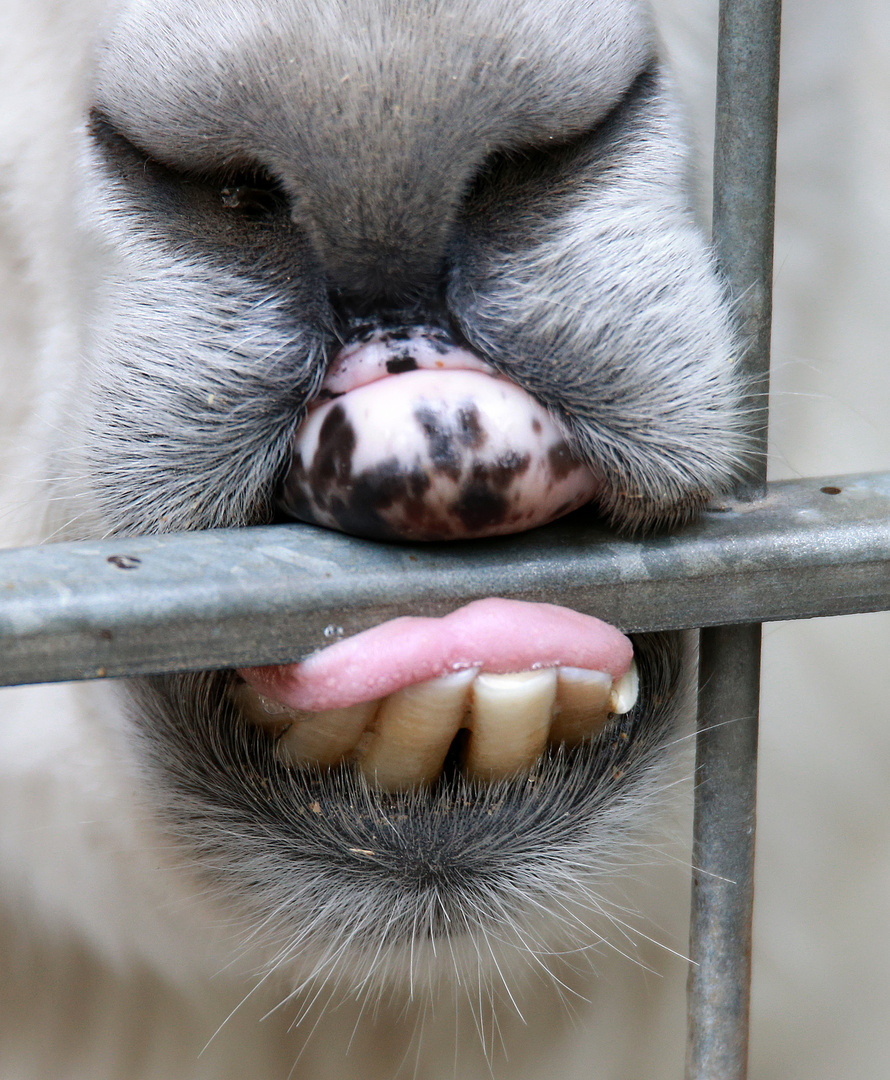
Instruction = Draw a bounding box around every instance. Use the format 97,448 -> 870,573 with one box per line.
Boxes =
550,667 -> 612,745
358,668 -> 477,791
465,669 -> 558,781
237,656 -> 639,787
235,679 -> 378,767
234,685 -> 296,726
608,660 -> 640,715
278,699 -> 379,767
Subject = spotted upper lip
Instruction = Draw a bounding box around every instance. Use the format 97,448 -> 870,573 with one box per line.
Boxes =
278,324 -> 601,542
314,323 -> 500,398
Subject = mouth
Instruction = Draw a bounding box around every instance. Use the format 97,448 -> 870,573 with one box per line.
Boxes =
136,632 -> 681,957
130,321 -> 686,958
277,322 -> 602,542
237,598 -> 639,790
236,322 -> 653,793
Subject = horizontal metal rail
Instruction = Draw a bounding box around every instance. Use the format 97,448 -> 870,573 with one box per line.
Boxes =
1,470 -> 888,687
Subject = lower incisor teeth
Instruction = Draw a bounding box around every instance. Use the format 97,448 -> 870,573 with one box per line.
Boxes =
550,667 -> 612,745
465,669 -> 557,781
240,656 -> 639,789
609,660 -> 639,715
357,668 -> 478,790
279,700 -> 378,767
234,681 -> 378,768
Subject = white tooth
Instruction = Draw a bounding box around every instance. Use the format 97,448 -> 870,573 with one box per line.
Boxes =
465,669 -> 557,781
550,667 -> 612,745
358,669 -> 477,791
608,660 -> 640,715
278,700 -> 379,767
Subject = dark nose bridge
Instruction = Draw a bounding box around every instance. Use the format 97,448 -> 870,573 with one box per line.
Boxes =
295,122 -> 470,308
307,192 -> 452,305
326,274 -> 456,335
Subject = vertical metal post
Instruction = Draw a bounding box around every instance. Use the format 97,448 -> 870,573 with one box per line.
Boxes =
686,0 -> 781,1077
687,624 -> 763,1077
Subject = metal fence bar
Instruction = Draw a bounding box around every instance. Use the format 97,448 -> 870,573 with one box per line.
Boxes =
686,0 -> 782,1075
688,624 -> 762,1076
1,472 -> 888,687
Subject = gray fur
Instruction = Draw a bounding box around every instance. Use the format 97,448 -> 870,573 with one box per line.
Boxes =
44,0 -> 741,1055
72,0 -> 742,539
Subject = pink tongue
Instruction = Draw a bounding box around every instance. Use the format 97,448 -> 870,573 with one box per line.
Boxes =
240,598 -> 633,711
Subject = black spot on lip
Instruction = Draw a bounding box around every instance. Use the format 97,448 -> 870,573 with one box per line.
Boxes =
456,405 -> 486,450
356,459 -> 431,512
312,404 -> 356,488
385,355 -> 419,374
327,459 -> 443,542
453,484 -> 509,532
547,440 -> 581,481
436,452 -> 530,533
278,404 -> 357,524
425,327 -> 456,355
414,404 -> 463,481
380,325 -> 456,350
490,452 -> 531,489
282,444 -> 440,541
